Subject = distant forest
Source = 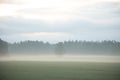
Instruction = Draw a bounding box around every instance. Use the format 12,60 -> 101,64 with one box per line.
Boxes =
0,38 -> 120,55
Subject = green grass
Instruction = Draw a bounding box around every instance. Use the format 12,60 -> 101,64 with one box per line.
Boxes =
0,61 -> 120,80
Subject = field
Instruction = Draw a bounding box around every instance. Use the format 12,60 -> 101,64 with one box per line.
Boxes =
0,61 -> 120,80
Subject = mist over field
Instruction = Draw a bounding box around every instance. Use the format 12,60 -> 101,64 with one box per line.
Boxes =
0,39 -> 120,62
0,0 -> 120,62
0,0 -> 120,80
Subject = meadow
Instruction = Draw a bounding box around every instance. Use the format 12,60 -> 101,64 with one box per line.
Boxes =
0,61 -> 120,80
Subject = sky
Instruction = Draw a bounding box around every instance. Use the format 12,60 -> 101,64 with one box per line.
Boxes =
0,0 -> 120,43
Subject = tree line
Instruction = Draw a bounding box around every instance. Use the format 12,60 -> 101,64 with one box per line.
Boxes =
0,38 -> 120,55
0,39 -> 8,56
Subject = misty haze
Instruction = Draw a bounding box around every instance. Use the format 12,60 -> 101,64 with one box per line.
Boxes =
0,0 -> 120,80
0,39 -> 120,62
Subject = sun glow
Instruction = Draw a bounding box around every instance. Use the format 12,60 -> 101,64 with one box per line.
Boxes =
0,0 -> 120,23
0,4 -> 18,17
20,32 -> 69,37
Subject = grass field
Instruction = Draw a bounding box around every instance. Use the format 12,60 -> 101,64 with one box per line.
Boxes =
0,61 -> 120,80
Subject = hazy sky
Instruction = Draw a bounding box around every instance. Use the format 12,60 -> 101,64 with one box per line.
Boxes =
0,0 -> 120,43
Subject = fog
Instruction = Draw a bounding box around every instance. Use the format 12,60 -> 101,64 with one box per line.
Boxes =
0,54 -> 120,63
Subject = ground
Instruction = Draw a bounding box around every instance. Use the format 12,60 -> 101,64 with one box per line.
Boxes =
0,61 -> 120,80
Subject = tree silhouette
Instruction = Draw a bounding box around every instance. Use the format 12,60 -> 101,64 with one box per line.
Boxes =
55,42 -> 65,56
1,39 -> 119,55
0,39 -> 8,56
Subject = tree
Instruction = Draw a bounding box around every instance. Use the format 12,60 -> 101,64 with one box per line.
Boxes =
0,39 -> 8,56
55,42 -> 65,57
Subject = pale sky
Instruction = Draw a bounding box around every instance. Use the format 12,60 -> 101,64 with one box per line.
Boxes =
0,0 -> 120,43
